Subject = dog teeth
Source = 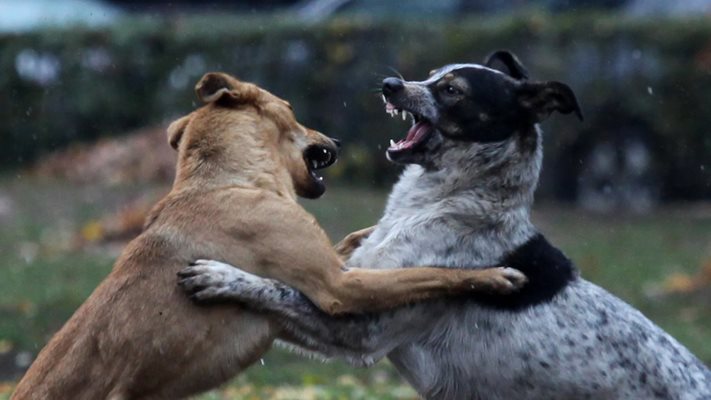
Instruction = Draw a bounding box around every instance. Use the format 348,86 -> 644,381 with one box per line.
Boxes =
390,139 -> 396,147
402,112 -> 407,121
382,95 -> 387,104
318,176 -> 323,181
394,109 -> 399,116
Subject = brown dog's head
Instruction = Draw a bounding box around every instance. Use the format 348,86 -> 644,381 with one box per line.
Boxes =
167,72 -> 339,199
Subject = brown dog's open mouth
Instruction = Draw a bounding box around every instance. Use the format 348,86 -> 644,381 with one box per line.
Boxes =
383,97 -> 434,157
304,144 -> 337,183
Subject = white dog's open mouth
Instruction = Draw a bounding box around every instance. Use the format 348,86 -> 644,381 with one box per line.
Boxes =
383,96 -> 434,155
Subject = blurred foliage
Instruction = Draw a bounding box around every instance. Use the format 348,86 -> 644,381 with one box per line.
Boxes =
1,13 -> 710,198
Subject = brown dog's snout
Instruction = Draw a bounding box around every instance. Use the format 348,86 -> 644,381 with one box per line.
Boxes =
309,130 -> 340,154
382,77 -> 405,97
324,138 -> 340,160
316,132 -> 341,154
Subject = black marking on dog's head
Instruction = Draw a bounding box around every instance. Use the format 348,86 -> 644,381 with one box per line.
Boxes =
429,65 -> 583,142
428,66 -> 527,142
473,233 -> 578,311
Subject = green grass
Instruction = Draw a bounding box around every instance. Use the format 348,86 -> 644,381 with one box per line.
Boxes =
0,176 -> 710,399
535,208 -> 711,358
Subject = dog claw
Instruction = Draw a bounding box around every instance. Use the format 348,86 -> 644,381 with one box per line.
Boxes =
478,266 -> 528,294
189,288 -> 224,304
180,273 -> 227,303
189,293 -> 212,304
178,259 -> 253,303
177,268 -> 195,278
497,267 -> 527,292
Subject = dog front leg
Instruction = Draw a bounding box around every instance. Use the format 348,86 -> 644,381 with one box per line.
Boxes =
178,260 -> 430,365
316,265 -> 527,314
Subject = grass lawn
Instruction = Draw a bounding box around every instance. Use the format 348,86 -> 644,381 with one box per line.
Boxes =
0,176 -> 710,399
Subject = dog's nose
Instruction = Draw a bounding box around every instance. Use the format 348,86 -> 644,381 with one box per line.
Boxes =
331,138 -> 341,148
382,78 -> 404,97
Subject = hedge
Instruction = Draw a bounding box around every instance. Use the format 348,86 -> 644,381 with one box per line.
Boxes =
1,13 -> 710,198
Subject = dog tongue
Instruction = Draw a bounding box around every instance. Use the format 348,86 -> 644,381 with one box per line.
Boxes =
405,121 -> 431,145
389,121 -> 432,151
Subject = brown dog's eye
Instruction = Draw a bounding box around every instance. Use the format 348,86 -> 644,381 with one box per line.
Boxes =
444,85 -> 462,95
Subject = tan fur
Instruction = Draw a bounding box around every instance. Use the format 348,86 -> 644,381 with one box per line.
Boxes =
12,72 -> 520,400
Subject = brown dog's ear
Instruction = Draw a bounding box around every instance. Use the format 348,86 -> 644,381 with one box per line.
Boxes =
195,72 -> 259,105
195,72 -> 235,103
167,115 -> 191,150
517,81 -> 583,122
485,50 -> 529,80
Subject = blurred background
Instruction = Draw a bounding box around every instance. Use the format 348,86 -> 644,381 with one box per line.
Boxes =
0,0 -> 710,398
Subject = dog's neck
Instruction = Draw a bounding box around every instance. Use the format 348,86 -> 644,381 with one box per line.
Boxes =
384,125 -> 542,232
172,149 -> 298,200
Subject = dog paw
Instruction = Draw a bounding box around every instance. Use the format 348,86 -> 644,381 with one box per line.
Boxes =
177,259 -> 245,303
483,267 -> 527,294
334,226 -> 376,259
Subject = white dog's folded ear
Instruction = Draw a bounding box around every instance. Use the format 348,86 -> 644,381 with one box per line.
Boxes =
517,81 -> 583,122
195,72 -> 259,105
167,115 -> 191,150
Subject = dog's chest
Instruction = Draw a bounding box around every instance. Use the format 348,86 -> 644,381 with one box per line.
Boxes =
346,219 -> 508,271
346,169 -> 532,271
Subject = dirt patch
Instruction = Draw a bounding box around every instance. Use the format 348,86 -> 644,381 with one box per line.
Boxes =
31,125 -> 176,186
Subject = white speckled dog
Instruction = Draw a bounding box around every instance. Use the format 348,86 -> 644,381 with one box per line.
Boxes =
180,51 -> 711,399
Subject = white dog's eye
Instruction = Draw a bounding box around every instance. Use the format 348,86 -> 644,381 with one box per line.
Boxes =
445,85 -> 462,95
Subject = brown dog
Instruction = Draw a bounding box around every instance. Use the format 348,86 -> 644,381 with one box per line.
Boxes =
12,72 -> 525,400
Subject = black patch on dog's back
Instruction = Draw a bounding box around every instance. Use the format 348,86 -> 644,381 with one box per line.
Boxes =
474,233 -> 577,311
